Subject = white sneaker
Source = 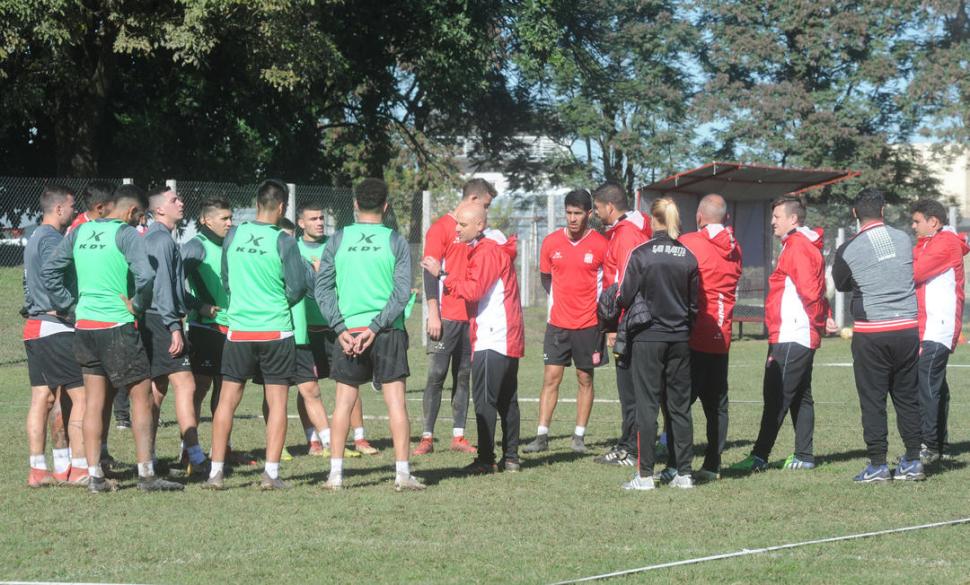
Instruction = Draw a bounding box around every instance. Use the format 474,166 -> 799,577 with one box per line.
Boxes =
622,473 -> 656,491
669,473 -> 694,489
394,474 -> 426,492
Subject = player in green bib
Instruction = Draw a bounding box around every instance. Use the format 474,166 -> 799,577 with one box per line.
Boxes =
205,180 -> 310,491
43,184 -> 183,492
316,178 -> 424,491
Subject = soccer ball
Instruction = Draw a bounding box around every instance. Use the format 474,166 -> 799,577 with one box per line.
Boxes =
840,327 -> 853,340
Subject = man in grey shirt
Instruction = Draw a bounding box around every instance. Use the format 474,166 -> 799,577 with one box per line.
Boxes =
833,188 -> 924,483
143,185 -> 217,476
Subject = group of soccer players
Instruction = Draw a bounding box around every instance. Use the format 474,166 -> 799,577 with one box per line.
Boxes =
23,174 -> 965,492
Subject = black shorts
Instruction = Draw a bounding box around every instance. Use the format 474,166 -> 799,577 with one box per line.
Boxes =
74,323 -> 151,388
253,330 -> 334,386
188,325 -> 226,377
139,313 -> 192,378
427,319 -> 470,357
24,332 -> 83,390
330,329 -> 409,386
543,324 -> 608,369
222,337 -> 296,386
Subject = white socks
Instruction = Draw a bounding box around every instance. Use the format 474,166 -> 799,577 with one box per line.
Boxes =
353,427 -> 364,441
395,460 -> 410,477
265,461 -> 280,479
71,457 -> 88,469
209,461 -> 224,479
137,461 -> 155,478
452,428 -> 464,438
537,425 -> 549,436
29,454 -> 47,470
574,426 -> 586,437
52,448 -> 70,473
88,464 -> 104,479
329,458 -> 344,484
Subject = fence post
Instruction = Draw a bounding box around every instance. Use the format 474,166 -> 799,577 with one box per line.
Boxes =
547,192 -> 555,236
122,178 -> 133,185
835,228 -> 846,329
421,190 -> 431,347
286,183 -> 296,224
949,205 -> 958,229
520,231 -> 530,307
165,179 -> 177,193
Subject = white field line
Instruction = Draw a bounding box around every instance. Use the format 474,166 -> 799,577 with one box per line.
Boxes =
548,517 -> 970,585
0,582 -> 149,585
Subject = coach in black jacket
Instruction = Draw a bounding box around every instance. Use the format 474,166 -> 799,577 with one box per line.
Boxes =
617,197 -> 699,490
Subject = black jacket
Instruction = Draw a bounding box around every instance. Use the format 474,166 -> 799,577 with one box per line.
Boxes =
618,230 -> 699,343
598,282 -> 651,368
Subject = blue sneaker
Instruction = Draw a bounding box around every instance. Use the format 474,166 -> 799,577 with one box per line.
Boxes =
853,463 -> 891,483
893,457 -> 926,481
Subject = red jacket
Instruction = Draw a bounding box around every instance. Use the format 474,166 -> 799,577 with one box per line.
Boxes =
680,225 -> 743,354
604,214 -> 650,287
445,232 -> 524,358
913,227 -> 969,351
765,226 -> 828,349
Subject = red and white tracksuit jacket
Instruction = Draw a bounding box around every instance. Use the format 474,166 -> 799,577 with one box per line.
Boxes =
604,214 -> 651,287
445,232 -> 524,358
765,226 -> 828,350
680,224 -> 743,354
913,227 -> 969,351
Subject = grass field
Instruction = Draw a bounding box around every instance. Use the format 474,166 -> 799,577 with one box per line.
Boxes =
1,266 -> 969,584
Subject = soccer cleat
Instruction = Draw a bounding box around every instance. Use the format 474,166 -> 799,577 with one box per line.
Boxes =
228,448 -> 259,467
782,454 -> 816,470
654,467 -> 679,484
371,380 -> 382,393
669,473 -> 695,489
280,447 -> 294,462
354,439 -> 379,456
87,476 -> 118,493
259,472 -> 289,490
522,434 -> 549,453
893,457 -> 926,481
66,467 -> 90,487
919,447 -> 942,465
694,468 -> 720,482
414,436 -> 435,455
186,459 -> 211,480
116,420 -> 131,431
622,473 -> 656,491
570,434 -> 587,454
28,468 -> 56,488
450,436 -> 477,454
499,458 -> 521,473
137,475 -> 185,492
853,463 -> 891,483
593,448 -> 636,466
394,474 -> 426,491
308,440 -> 326,457
202,470 -> 225,490
320,477 -> 343,491
462,460 -> 498,475
52,467 -> 71,483
730,454 -> 768,472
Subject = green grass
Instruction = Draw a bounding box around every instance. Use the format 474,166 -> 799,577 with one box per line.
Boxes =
1,266 -> 969,584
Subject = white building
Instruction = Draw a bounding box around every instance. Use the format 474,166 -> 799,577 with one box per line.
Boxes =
913,144 -> 970,216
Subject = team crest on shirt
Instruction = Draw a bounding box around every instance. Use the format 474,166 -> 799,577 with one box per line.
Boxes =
584,252 -> 593,264
552,251 -> 562,260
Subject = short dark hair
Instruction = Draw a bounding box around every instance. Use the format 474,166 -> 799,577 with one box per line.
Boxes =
257,179 -> 289,210
112,183 -> 147,211
299,202 -> 325,217
200,197 -> 231,218
278,217 -> 295,231
147,185 -> 175,214
462,178 -> 497,200
564,189 -> 593,212
40,185 -> 73,214
592,182 -> 628,211
910,198 -> 948,225
771,196 -> 806,225
853,187 -> 885,221
354,178 -> 388,212
78,181 -> 115,210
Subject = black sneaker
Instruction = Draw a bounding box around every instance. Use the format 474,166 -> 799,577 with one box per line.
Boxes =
462,460 -> 498,475
593,448 -> 635,466
137,475 -> 185,492
522,435 -> 549,453
115,420 -> 131,431
88,476 -> 118,493
499,458 -> 521,473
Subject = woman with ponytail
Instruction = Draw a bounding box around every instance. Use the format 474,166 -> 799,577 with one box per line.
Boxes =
616,197 -> 699,490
